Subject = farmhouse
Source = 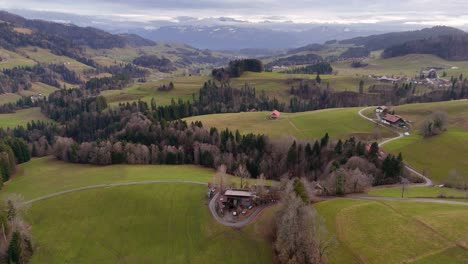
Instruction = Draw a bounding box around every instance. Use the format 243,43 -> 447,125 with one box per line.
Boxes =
223,189 -> 255,208
382,113 -> 406,127
420,69 -> 438,79
30,93 -> 44,103
375,106 -> 388,113
270,110 -> 281,119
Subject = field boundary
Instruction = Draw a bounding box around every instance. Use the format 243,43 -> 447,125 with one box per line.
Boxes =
24,180 -> 207,204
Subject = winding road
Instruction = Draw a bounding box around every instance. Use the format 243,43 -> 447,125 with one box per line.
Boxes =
358,107 -> 433,186
208,192 -> 268,228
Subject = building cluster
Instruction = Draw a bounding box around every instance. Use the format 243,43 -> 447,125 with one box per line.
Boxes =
370,68 -> 451,89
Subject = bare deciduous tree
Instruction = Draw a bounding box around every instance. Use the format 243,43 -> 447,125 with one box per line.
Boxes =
235,164 -> 251,189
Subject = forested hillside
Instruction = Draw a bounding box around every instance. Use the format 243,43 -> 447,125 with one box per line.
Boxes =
382,34 -> 468,60
340,26 -> 465,51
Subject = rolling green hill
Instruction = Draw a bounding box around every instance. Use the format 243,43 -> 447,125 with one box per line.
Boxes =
383,100 -> 468,184
0,107 -> 51,128
2,157 -> 273,263
185,107 -> 393,141
314,198 -> 468,264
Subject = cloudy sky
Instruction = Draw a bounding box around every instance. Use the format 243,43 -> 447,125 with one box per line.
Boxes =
1,0 -> 468,26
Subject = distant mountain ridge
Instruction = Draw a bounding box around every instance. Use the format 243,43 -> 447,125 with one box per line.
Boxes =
340,26 -> 466,51
0,11 -> 155,49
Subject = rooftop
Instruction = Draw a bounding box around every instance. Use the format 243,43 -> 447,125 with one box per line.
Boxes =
225,190 -> 254,197
383,113 -> 402,123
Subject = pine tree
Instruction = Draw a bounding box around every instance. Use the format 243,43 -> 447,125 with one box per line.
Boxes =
320,133 -> 329,148
287,141 -> 297,168
7,231 -> 21,264
334,140 -> 343,154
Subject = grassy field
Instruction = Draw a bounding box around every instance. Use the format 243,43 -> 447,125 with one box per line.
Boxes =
185,107 -> 394,141
0,48 -> 36,69
368,186 -> 468,199
383,100 -> 468,184
0,107 -> 51,129
102,76 -> 209,106
18,47 -> 94,73
25,184 -> 272,263
314,198 -> 468,264
18,82 -> 59,97
332,53 -> 468,77
0,93 -> 22,105
2,157 -> 274,201
2,157 -> 273,263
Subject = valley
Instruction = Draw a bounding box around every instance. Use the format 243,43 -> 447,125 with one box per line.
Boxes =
0,10 -> 467,264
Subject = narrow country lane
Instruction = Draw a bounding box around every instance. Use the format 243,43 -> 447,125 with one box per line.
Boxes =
358,107 -> 433,186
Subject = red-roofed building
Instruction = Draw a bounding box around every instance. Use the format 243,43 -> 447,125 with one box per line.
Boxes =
383,114 -> 406,127
270,110 -> 281,119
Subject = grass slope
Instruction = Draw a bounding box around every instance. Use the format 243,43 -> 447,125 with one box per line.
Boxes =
0,93 -> 22,105
26,184 -> 272,263
18,47 -> 94,73
332,53 -> 468,77
383,100 -> 468,183
102,76 -> 209,106
369,186 -> 467,199
0,107 -> 51,129
18,82 -> 59,97
185,107 -> 393,141
0,48 -> 36,69
3,157 -> 274,201
314,198 -> 468,264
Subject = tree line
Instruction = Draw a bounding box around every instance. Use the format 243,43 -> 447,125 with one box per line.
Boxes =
3,89 -> 407,190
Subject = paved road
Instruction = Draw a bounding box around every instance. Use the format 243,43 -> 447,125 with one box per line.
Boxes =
24,180 -> 207,204
358,107 -> 432,187
208,192 -> 268,228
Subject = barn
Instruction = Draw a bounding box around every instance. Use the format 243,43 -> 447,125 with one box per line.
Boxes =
270,110 -> 281,119
383,113 -> 406,127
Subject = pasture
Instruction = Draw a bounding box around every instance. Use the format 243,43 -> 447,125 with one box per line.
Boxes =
0,93 -> 22,105
25,184 -> 272,264
332,53 -> 468,77
383,100 -> 468,184
0,48 -> 36,69
18,82 -> 59,97
102,76 -> 209,106
314,198 -> 468,264
185,107 -> 394,141
2,157 -> 275,201
368,186 -> 467,199
18,47 -> 94,73
2,158 -> 274,263
0,107 -> 51,129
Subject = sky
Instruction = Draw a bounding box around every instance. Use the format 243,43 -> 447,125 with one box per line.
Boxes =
1,0 -> 468,26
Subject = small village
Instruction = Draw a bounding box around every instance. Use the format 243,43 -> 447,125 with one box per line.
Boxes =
370,67 -> 453,88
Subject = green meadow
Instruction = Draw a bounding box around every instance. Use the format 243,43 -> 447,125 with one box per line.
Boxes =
383,100 -> 468,183
2,157 -> 274,201
314,198 -> 468,264
25,184 -> 272,264
2,157 -> 275,263
368,186 -> 467,199
0,107 -> 51,129
185,107 -> 394,141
